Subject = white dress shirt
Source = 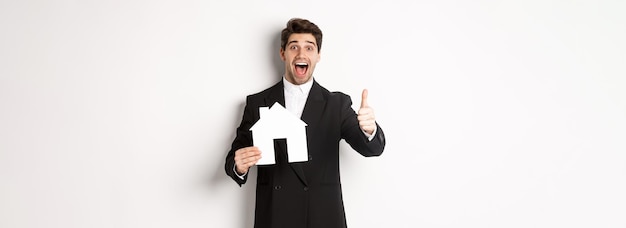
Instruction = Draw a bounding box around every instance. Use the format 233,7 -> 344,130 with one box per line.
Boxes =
283,77 -> 313,118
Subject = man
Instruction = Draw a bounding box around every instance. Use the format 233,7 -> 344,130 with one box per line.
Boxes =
224,18 -> 386,228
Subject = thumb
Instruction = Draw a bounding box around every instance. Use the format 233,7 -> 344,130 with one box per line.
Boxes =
360,89 -> 369,108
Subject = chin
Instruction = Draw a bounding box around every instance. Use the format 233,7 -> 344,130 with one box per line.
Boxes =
297,77 -> 311,84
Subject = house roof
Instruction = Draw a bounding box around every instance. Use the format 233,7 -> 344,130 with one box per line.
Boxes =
250,102 -> 307,132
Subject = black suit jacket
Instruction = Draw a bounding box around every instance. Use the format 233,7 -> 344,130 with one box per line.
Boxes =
225,80 -> 386,228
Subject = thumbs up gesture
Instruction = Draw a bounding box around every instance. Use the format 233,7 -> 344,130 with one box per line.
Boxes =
358,89 -> 376,135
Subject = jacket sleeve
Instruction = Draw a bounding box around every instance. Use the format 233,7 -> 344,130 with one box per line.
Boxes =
339,94 -> 386,157
225,96 -> 257,186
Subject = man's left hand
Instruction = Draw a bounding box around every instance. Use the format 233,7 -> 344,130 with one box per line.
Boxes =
358,89 -> 376,135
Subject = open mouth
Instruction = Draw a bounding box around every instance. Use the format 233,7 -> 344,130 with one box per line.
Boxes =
295,62 -> 308,76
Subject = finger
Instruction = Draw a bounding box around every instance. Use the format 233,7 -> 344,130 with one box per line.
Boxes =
240,158 -> 250,168
360,119 -> 376,126
358,107 -> 372,116
244,149 -> 261,157
235,147 -> 250,156
358,114 -> 373,121
237,147 -> 260,156
237,154 -> 261,170
238,154 -> 260,165
243,146 -> 259,153
360,119 -> 376,127
247,155 -> 261,165
235,149 -> 259,168
242,157 -> 261,169
249,147 -> 261,155
360,89 -> 369,108
243,153 -> 262,162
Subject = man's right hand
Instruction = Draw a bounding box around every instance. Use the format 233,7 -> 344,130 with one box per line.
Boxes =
234,146 -> 262,175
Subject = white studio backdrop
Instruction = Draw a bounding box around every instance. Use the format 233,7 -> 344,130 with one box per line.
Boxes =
1,1 -> 625,227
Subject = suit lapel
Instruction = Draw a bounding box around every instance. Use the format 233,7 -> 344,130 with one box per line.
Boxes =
264,80 -> 309,186
301,81 -> 326,132
265,81 -> 285,107
292,81 -> 327,186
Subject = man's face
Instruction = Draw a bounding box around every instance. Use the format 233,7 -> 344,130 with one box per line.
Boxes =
280,33 -> 320,85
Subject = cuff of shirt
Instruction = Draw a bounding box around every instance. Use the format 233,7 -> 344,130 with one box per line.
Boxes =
234,164 -> 246,180
363,126 -> 377,141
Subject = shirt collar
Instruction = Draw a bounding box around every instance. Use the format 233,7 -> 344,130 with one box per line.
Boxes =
283,76 -> 313,95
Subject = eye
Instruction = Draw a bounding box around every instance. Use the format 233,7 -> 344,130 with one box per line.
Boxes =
307,46 -> 313,51
290,46 -> 298,50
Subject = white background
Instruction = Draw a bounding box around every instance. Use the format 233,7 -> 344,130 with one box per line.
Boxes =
1,1 -> 625,227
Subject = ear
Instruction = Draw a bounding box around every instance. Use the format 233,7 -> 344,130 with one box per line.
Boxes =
316,51 -> 321,63
279,48 -> 286,61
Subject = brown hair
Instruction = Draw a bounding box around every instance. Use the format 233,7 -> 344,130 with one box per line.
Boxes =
280,18 -> 323,53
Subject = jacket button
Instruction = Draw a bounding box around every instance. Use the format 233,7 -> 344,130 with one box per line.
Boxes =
303,187 -> 309,191
308,155 -> 313,161
274,185 -> 281,190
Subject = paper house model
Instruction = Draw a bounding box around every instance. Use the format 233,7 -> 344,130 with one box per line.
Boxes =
250,102 -> 308,165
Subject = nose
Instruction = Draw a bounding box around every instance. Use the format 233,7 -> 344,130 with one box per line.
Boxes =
296,49 -> 304,57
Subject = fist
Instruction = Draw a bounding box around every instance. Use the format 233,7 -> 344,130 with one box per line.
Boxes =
234,146 -> 262,175
358,89 -> 376,135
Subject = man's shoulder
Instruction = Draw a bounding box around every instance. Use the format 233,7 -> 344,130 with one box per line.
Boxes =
315,82 -> 352,104
328,91 -> 352,105
246,81 -> 282,99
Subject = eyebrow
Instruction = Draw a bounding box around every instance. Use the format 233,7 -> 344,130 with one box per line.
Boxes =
287,40 -> 317,46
